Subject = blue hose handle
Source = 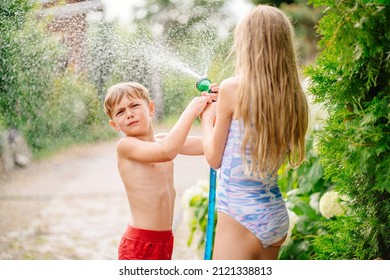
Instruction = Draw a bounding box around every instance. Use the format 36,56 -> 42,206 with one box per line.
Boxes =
204,167 -> 217,260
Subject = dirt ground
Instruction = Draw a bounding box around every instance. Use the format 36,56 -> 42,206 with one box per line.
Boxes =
0,127 -> 209,260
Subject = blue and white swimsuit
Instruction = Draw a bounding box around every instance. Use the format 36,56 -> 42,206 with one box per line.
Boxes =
217,120 -> 289,247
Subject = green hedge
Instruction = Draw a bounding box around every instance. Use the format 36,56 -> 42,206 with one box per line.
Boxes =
306,0 -> 390,259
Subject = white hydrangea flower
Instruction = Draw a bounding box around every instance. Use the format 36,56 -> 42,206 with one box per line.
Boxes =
319,190 -> 345,219
282,209 -> 299,246
312,135 -> 321,156
309,192 -> 321,214
181,180 -> 208,209
181,180 -> 209,226
302,77 -> 328,132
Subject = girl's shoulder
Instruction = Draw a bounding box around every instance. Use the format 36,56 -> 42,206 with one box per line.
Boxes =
218,77 -> 239,117
219,76 -> 239,100
220,76 -> 239,90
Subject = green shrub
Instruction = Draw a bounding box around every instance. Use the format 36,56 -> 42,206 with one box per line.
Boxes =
278,131 -> 333,259
1,4 -> 66,150
306,0 -> 390,259
1,1 -> 115,158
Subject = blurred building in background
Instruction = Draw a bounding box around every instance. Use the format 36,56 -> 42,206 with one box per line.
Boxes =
38,0 -> 102,71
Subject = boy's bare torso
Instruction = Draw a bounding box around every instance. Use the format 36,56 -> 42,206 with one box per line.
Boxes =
117,156 -> 176,231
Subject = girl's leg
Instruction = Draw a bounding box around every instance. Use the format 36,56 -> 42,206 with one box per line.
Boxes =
212,212 -> 286,260
259,236 -> 286,260
212,212 -> 262,260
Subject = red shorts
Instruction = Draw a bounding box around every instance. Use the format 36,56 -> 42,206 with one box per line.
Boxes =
118,225 -> 174,260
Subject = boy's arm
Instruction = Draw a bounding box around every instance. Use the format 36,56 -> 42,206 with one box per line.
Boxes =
155,134 -> 203,155
181,136 -> 203,155
118,96 -> 210,163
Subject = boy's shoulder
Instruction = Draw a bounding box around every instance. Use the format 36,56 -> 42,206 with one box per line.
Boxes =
116,136 -> 139,156
115,135 -> 160,160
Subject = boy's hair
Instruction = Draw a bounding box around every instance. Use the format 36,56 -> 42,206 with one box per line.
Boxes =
104,82 -> 151,119
233,5 -> 309,178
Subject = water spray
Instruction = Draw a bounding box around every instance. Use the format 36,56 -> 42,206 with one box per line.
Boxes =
196,77 -> 216,260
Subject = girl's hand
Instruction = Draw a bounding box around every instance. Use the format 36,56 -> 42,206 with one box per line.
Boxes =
201,83 -> 219,102
209,83 -> 219,94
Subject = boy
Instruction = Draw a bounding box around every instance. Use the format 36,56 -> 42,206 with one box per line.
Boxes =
103,82 -> 213,260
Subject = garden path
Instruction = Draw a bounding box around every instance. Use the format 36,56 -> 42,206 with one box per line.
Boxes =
0,126 -> 209,260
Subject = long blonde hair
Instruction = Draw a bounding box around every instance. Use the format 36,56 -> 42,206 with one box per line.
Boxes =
234,5 -> 308,178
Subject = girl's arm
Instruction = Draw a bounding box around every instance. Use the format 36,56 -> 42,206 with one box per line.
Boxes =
175,85 -> 219,156
201,78 -> 237,169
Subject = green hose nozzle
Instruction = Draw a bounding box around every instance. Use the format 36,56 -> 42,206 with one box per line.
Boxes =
196,77 -> 212,93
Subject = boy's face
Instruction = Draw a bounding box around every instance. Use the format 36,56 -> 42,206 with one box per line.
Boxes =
109,96 -> 154,138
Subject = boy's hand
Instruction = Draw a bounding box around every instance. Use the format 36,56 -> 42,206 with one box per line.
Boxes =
187,96 -> 213,117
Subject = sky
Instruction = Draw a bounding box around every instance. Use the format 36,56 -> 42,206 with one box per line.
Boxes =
100,0 -> 253,26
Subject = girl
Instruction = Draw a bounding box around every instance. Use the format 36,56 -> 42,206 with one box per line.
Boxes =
201,5 -> 309,259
